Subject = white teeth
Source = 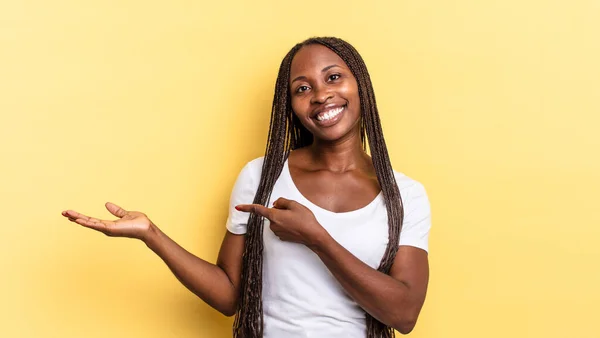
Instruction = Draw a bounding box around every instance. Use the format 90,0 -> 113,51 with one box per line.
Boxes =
316,107 -> 344,121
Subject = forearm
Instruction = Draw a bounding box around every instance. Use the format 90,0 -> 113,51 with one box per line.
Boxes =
309,234 -> 419,333
144,223 -> 237,316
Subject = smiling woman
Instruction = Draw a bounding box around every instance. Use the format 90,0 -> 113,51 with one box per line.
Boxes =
290,45 -> 361,138
62,37 -> 431,338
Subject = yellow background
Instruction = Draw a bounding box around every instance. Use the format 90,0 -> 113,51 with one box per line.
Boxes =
1,0 -> 599,337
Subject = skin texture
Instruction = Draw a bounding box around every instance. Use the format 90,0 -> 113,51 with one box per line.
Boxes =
237,44 -> 429,334
61,43 -> 428,334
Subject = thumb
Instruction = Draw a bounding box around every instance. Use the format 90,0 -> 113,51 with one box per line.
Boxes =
105,202 -> 128,218
273,197 -> 294,210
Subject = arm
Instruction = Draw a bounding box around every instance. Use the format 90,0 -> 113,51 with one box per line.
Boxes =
62,203 -> 245,317
236,182 -> 431,334
142,159 -> 259,315
236,201 -> 429,333
309,238 -> 428,334
63,161 -> 262,316
309,182 -> 431,334
145,225 -> 245,316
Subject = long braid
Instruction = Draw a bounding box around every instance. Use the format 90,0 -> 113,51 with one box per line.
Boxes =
233,37 -> 404,338
233,43 -> 302,337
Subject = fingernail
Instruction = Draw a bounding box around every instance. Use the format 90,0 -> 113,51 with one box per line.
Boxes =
235,206 -> 241,211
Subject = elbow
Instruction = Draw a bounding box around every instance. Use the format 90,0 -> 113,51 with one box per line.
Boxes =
215,297 -> 238,317
216,302 -> 237,317
219,308 -> 236,317
216,289 -> 239,317
392,311 -> 419,335
394,320 -> 416,335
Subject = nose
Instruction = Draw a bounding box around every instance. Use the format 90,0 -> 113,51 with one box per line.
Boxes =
310,85 -> 333,104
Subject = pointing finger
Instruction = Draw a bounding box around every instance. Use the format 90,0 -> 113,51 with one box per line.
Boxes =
235,204 -> 273,220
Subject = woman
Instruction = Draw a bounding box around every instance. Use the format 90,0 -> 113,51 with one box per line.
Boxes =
62,37 -> 431,338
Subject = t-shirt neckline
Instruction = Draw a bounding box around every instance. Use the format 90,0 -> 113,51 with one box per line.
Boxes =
282,158 -> 383,218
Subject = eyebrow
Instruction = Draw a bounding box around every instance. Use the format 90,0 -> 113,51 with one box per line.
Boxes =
291,64 -> 341,84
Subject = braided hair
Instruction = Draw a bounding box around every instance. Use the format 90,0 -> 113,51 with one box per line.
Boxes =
233,37 -> 404,338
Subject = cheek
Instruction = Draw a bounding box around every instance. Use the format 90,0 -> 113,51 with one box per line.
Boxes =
291,96 -> 310,117
290,98 -> 300,115
340,80 -> 360,104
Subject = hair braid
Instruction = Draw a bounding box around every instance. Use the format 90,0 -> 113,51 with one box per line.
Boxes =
233,37 -> 404,338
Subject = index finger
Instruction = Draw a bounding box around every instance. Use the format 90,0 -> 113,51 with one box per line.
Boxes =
62,210 -> 92,221
62,210 -> 112,226
61,210 -> 115,233
235,204 -> 273,220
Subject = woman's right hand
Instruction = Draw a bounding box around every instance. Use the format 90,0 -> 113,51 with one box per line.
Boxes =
62,202 -> 154,241
62,201 -> 246,316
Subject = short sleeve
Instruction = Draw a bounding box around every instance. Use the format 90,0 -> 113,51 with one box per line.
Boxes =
398,181 -> 432,252
225,158 -> 263,235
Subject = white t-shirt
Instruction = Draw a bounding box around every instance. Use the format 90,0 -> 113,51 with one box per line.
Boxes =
226,156 -> 431,338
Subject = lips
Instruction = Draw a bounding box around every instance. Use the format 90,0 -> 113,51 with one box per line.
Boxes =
312,105 -> 346,127
316,106 -> 344,121
312,103 -> 346,117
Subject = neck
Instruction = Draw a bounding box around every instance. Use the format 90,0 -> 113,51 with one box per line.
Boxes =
308,129 -> 371,172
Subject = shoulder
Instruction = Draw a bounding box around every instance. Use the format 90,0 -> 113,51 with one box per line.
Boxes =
229,156 -> 265,194
238,156 -> 265,179
392,169 -> 432,251
245,156 -> 265,171
391,169 -> 429,202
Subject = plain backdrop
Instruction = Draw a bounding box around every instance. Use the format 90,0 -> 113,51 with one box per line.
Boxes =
1,1 -> 599,337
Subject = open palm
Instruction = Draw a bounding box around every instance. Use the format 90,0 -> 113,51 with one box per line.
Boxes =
62,202 -> 152,240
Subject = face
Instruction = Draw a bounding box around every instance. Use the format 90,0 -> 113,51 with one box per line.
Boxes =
289,44 -> 361,143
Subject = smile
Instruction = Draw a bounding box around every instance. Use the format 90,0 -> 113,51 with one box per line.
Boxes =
315,106 -> 345,122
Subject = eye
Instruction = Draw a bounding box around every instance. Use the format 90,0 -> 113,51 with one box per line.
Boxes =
328,74 -> 341,81
296,85 -> 310,93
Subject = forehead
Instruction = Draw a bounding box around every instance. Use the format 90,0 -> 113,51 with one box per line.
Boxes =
290,44 -> 348,77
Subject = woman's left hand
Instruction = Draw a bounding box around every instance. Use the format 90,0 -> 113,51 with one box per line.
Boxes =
236,198 -> 328,248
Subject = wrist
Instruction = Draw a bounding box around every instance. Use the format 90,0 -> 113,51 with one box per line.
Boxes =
143,222 -> 161,250
307,227 -> 332,254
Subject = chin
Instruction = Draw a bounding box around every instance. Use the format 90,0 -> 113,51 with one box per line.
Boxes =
312,124 -> 358,143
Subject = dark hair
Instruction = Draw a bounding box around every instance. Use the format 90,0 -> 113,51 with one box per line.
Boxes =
233,37 -> 404,338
